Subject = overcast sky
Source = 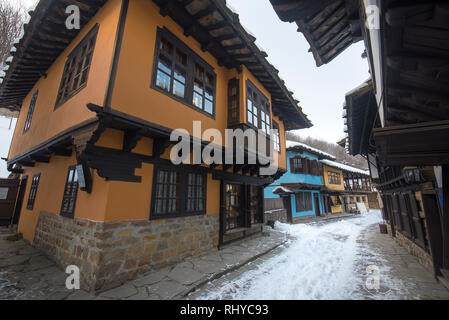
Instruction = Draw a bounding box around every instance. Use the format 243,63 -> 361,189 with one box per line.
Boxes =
227,0 -> 370,142
0,0 -> 369,178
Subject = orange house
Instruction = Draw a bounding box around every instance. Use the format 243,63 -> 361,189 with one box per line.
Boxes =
0,0 -> 311,291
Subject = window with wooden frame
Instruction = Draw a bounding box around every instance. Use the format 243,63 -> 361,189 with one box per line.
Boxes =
153,169 -> 181,215
26,173 -> 40,210
227,78 -> 240,126
151,165 -> 207,219
61,166 -> 79,218
246,80 -> 271,134
291,157 -> 304,173
55,25 -> 98,108
295,192 -> 313,212
249,185 -> 263,224
225,183 -> 242,231
152,28 -> 216,117
23,90 -> 38,133
186,173 -> 205,213
272,121 -> 281,153
328,170 -> 341,185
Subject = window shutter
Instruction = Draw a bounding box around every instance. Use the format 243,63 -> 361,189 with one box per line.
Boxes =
407,191 -> 427,248
290,158 -> 295,173
304,159 -> 310,174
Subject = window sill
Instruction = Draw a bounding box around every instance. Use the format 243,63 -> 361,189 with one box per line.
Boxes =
150,211 -> 206,221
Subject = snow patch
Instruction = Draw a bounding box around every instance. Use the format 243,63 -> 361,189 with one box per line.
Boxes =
320,159 -> 369,176
286,140 -> 336,160
195,211 -> 389,300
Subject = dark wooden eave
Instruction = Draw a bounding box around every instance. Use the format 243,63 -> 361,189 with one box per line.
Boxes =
343,79 -> 378,156
152,0 -> 312,130
373,120 -> 449,167
269,0 -> 363,67
381,1 -> 449,128
0,0 -> 107,111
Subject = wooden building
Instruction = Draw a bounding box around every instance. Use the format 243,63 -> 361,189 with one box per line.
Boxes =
265,140 -> 335,223
320,159 -> 372,214
0,0 -> 311,291
270,0 -> 449,287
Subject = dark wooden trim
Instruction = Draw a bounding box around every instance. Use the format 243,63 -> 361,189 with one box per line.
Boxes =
86,144 -> 274,186
26,173 -> 40,210
60,165 -> 79,219
104,0 -> 129,109
227,78 -> 240,127
54,24 -> 100,109
150,27 -> 217,119
149,163 -> 207,220
422,192 -> 444,278
443,165 -> 449,270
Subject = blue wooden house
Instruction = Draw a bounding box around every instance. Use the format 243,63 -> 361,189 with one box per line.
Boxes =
265,141 -> 336,223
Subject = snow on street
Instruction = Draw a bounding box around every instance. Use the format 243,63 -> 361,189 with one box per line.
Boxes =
193,210 -> 413,300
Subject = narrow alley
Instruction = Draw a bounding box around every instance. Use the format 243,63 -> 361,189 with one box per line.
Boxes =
189,211 -> 449,300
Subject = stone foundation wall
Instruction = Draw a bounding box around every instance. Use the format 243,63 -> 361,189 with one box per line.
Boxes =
292,214 -> 315,224
33,211 -> 219,292
393,228 -> 434,273
264,209 -> 288,224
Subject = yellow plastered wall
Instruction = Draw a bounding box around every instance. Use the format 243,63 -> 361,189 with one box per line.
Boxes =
323,165 -> 345,191
111,0 -> 287,170
9,0 -> 122,160
17,152 -> 110,242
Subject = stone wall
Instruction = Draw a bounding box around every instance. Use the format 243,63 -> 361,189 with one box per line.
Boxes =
265,209 -> 288,224
385,223 -> 434,273
33,211 -> 219,292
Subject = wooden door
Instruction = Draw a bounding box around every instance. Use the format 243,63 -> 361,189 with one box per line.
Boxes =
0,179 -> 20,226
422,192 -> 444,277
314,193 -> 321,216
283,195 -> 292,223
11,176 -> 28,225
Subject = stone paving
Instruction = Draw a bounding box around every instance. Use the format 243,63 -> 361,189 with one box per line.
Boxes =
354,223 -> 449,300
2,218 -> 448,300
0,227 -> 287,300
188,219 -> 449,300
0,238 -> 73,300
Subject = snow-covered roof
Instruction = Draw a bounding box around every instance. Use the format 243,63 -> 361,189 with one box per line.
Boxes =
320,159 -> 370,176
286,140 -> 336,160
272,186 -> 294,194
345,78 -> 372,97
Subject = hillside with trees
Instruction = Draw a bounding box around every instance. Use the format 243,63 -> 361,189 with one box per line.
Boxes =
286,132 -> 368,170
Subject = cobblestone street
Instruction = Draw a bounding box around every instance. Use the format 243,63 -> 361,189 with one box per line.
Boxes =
1,212 -> 448,300
189,212 -> 449,300
0,228 -> 287,300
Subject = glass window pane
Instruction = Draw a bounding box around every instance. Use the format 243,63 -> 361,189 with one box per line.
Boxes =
193,92 -> 203,108
174,69 -> 185,83
173,80 -> 185,98
194,81 -> 203,95
205,99 -> 213,114
205,88 -> 213,101
156,70 -> 171,91
158,55 -> 172,74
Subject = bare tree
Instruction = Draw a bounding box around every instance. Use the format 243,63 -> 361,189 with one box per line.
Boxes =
0,1 -> 26,71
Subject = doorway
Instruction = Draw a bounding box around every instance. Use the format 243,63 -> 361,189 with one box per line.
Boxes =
0,179 -> 20,226
314,193 -> 321,217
